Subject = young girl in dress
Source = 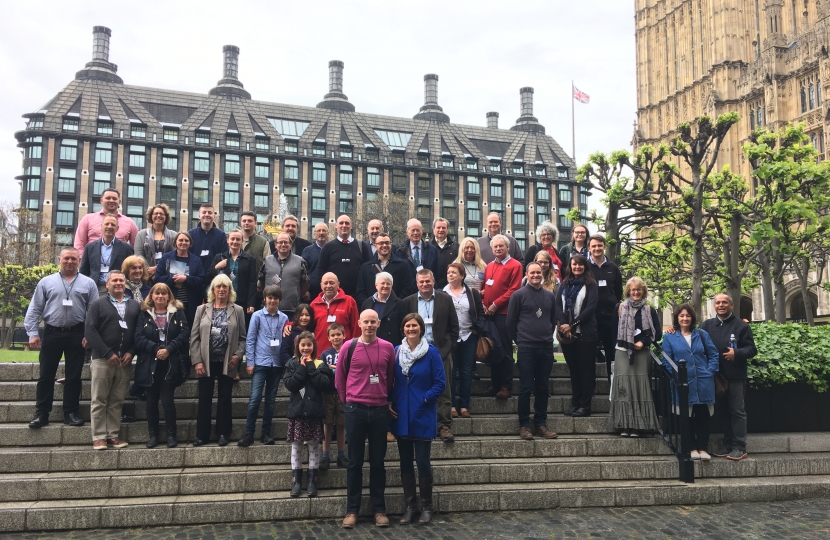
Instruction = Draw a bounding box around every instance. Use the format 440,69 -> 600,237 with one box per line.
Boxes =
282,331 -> 333,498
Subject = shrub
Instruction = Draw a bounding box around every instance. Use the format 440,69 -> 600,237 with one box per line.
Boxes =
747,323 -> 830,392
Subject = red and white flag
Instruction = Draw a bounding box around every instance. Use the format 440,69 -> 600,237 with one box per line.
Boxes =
573,85 -> 590,104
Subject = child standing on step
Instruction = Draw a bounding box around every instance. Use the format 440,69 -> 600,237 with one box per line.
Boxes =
283,331 -> 332,498
319,323 -> 349,470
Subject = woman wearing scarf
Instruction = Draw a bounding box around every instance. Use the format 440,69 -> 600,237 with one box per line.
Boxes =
524,221 -> 565,281
121,256 -> 152,303
555,254 -> 598,418
390,313 -> 446,525
609,276 -> 662,437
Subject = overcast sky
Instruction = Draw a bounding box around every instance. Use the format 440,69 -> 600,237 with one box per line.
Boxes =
0,0 -> 637,212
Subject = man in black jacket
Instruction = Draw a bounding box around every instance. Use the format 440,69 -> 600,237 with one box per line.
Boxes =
85,270 -> 141,450
282,215 -> 311,257
361,272 -> 405,346
700,294 -> 757,461
588,234 -> 623,382
354,233 -> 416,306
318,215 -> 372,297
430,218 -> 458,289
79,215 -> 135,297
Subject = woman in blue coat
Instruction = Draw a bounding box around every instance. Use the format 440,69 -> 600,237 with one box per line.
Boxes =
390,313 -> 445,526
155,232 -> 206,328
661,303 -> 720,461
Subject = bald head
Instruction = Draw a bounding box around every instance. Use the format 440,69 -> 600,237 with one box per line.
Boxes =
713,293 -> 734,318
321,272 -> 340,300
359,309 -> 380,340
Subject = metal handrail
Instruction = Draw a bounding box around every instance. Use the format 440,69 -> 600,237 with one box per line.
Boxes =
650,345 -> 694,483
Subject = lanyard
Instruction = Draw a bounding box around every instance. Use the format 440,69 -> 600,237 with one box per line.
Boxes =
419,295 -> 434,319
264,311 -> 279,341
360,338 -> 381,376
60,272 -> 78,301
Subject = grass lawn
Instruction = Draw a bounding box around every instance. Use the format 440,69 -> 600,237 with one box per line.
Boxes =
0,349 -> 40,363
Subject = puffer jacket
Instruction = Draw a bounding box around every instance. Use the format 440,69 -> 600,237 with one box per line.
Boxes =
134,306 -> 191,387
283,357 -> 333,419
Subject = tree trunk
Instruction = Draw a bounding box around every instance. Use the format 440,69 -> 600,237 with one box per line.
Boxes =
604,202 -> 621,263
771,239 -> 787,323
725,214 -> 743,319
793,256 -> 815,326
757,250 -> 775,321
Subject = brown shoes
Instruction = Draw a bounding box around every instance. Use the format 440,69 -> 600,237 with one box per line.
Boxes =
93,439 -> 107,450
106,437 -> 128,449
460,408 -> 471,418
535,426 -> 558,439
496,386 -> 511,399
342,514 -> 357,529
519,426 -> 534,440
451,408 -> 459,418
439,426 -> 455,443
482,387 -> 499,397
375,513 -> 390,527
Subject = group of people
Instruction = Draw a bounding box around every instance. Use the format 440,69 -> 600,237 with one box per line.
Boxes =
23,188 -> 758,529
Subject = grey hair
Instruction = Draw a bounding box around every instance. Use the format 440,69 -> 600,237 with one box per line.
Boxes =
283,214 -> 299,224
490,234 -> 509,248
535,221 -> 559,245
375,271 -> 394,285
407,218 -> 423,231
228,228 -> 244,238
432,217 -> 450,228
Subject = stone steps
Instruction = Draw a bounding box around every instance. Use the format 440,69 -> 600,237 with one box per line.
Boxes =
3,474 -> 830,532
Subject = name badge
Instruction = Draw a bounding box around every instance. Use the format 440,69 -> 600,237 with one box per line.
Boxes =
369,374 -> 379,384
201,250 -> 210,256
62,299 -> 74,307
119,320 -> 128,329
229,272 -> 236,281
486,279 -> 494,286
423,317 -> 434,325
154,252 -> 162,260
211,327 -> 221,336
598,280 -> 607,287
341,258 -> 350,263
327,315 -> 337,322
100,264 -> 109,274
270,339 -> 280,347
272,274 -> 281,284
159,330 -> 166,342
553,264 -> 559,270
416,265 -> 424,272
634,328 -> 642,336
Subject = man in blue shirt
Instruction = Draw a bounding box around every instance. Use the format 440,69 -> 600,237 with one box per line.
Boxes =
239,285 -> 289,446
302,222 -> 329,301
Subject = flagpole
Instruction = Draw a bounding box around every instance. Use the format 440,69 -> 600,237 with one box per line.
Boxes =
571,80 -> 576,161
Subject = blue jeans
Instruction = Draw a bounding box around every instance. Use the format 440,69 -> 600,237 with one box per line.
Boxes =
245,365 -> 283,436
517,346 -> 554,428
344,402 -> 389,514
453,334 -> 478,410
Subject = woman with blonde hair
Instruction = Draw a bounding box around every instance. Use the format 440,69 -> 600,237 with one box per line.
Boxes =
190,274 -> 247,447
521,250 -> 559,291
121,255 -> 152,303
134,283 -> 190,448
453,236 -> 487,290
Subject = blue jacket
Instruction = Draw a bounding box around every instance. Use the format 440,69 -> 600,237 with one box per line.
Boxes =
661,329 -> 720,405
188,224 -> 228,272
390,343 -> 446,439
246,308 -> 289,368
154,251 -> 206,327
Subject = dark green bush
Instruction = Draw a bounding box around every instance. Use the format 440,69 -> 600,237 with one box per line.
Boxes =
747,323 -> 830,392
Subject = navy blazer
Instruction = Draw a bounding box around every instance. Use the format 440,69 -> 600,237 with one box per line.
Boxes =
155,251 -> 206,327
396,241 -> 439,276
79,238 -> 134,284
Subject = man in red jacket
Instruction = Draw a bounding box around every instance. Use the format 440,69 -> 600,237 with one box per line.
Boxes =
482,235 -> 523,399
311,272 -> 360,351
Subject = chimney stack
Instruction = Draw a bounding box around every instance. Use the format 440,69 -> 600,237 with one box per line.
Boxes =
317,60 -> 355,111
487,111 -> 499,129
75,26 -> 122,83
209,45 -> 250,99
413,73 -> 449,122
223,45 -> 240,80
511,87 -> 545,134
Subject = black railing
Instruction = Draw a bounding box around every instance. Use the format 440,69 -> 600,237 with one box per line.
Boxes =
649,345 -> 694,483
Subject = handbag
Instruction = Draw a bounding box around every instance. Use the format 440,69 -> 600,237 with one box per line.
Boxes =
475,336 -> 493,361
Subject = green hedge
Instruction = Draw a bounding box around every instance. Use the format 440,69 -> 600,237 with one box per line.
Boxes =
747,323 -> 830,392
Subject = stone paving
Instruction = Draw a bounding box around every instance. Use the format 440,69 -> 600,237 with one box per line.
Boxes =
3,498 -> 829,539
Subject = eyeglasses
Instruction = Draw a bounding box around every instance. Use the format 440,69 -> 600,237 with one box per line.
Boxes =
376,241 -> 391,246
276,241 -> 291,245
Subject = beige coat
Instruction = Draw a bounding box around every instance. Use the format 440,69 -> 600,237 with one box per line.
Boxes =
190,303 -> 247,377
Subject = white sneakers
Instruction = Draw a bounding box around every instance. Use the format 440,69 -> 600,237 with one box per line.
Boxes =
690,450 -> 712,461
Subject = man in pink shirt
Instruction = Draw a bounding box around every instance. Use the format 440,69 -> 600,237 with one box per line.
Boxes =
335,309 -> 396,530
74,189 -> 139,250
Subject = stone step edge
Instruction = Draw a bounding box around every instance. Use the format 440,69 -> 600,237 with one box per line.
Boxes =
2,475 -> 829,532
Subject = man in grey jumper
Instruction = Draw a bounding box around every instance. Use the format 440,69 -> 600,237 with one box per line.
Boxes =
507,262 -> 558,440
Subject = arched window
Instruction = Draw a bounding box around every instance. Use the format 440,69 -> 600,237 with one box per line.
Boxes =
801,87 -> 808,113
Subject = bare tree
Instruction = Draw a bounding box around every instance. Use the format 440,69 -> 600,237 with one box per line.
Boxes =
0,203 -> 57,267
352,193 -> 412,245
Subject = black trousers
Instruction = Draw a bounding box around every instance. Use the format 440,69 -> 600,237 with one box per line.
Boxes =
690,404 -> 711,450
344,402 -> 389,514
36,324 -> 85,416
596,318 -> 616,383
489,314 -> 514,391
561,337 -> 598,410
145,367 -> 177,436
196,361 -> 234,441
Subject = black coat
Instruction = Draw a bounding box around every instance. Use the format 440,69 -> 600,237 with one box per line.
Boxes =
699,313 -> 758,379
283,357 -> 333,419
554,281 -> 599,342
79,238 -> 135,284
207,251 -> 257,311
361,292 -> 406,346
354,253 -> 417,307
430,237 -> 459,289
403,290 -> 460,360
134,308 -> 191,387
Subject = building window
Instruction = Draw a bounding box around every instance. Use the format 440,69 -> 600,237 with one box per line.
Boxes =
339,191 -> 354,214
312,188 -> 327,211
340,165 -> 353,185
511,162 -> 524,175
468,208 -> 481,223
97,121 -> 113,136
558,207 -> 572,228
268,119 -> 310,137
579,189 -> 589,206
27,145 -> 42,160
24,166 -> 41,177
28,117 -> 43,129
256,138 -> 269,151
312,143 -> 326,156
391,151 -> 405,165
129,145 -> 146,168
559,187 -> 572,203
25,177 -> 40,192
62,118 -> 79,132
226,134 -> 240,148
253,183 -> 269,208
26,198 -> 39,210
160,176 -> 177,202
283,185 -> 298,211
374,130 -> 412,150
442,198 -> 457,221
442,174 -> 457,193
557,169 -> 568,179
94,142 -> 112,165
59,139 -> 78,162
536,204 -> 549,224
224,180 -> 240,205
535,165 -> 546,177
225,155 -> 240,175
490,161 -> 501,172
442,155 -> 454,168
161,148 -> 178,171
513,181 -> 526,201
196,131 -> 210,145
490,179 -> 503,198
810,85 -> 817,110
58,168 -> 76,193
366,148 -> 379,161
537,185 -> 550,200
417,197 -> 431,220
284,159 -> 299,181
340,146 -> 353,159
163,129 -> 178,142
127,174 -> 144,200
513,213 -> 526,227
56,201 -> 75,227
254,157 -> 269,178
194,151 -> 210,173
417,153 -> 429,167
312,162 -> 327,183
192,179 -> 209,203
127,205 -> 143,229
367,167 -> 380,188
467,177 -> 480,196
466,159 -> 478,170
417,172 -> 431,192
131,125 -> 146,139
392,169 -> 407,190
93,171 -> 110,196
284,141 -> 298,154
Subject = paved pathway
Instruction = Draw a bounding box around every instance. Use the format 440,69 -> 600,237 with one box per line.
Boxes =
5,498 -> 830,539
